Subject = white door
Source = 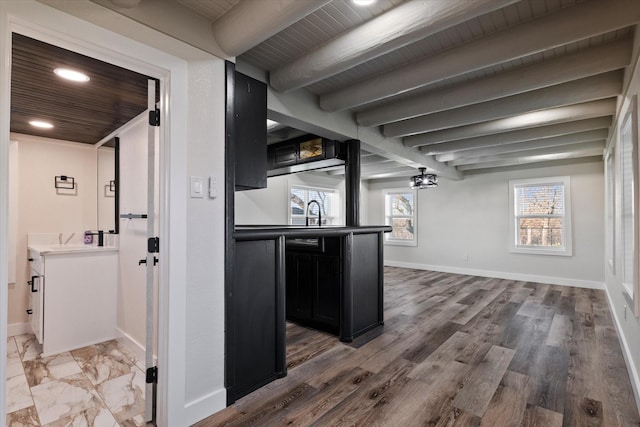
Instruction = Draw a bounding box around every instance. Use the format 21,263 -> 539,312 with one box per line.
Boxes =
144,79 -> 159,422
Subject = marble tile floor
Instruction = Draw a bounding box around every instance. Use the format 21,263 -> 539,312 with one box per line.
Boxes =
6,334 -> 147,426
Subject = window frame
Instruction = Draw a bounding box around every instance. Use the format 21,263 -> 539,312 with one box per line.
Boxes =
618,99 -> 639,308
383,188 -> 418,247
288,184 -> 338,226
605,147 -> 615,274
508,176 -> 572,256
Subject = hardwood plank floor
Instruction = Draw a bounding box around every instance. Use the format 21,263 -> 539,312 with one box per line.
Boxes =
194,267 -> 640,427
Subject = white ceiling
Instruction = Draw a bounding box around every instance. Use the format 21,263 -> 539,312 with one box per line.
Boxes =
170,0 -> 638,179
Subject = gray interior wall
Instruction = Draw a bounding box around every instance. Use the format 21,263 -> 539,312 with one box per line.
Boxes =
366,161 -> 605,288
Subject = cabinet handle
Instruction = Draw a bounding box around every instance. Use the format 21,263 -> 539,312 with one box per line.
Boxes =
26,309 -> 32,315
28,276 -> 38,292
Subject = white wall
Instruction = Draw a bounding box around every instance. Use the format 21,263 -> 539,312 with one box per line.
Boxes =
367,160 -> 605,288
235,172 -> 346,224
8,133 -> 98,331
1,2 -> 227,425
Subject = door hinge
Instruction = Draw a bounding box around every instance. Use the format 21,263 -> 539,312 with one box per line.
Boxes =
148,237 -> 159,253
146,366 -> 158,384
148,108 -> 160,127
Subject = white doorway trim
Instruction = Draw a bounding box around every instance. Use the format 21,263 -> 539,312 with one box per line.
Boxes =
0,1 -> 198,425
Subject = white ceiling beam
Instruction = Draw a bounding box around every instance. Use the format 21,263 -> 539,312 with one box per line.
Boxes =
319,0 -> 640,112
328,161 -> 414,176
462,156 -> 603,175
405,98 -> 616,148
361,155 -> 395,165
437,129 -> 609,162
211,0 -> 330,57
362,168 -> 418,180
384,71 -> 622,138
269,0 -> 517,92
421,117 -> 612,155
458,148 -> 605,171
449,140 -> 605,167
356,39 -> 631,127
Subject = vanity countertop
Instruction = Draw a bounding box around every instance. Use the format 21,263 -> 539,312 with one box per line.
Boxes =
28,244 -> 118,256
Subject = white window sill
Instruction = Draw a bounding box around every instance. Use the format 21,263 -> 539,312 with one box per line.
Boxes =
384,239 -> 417,247
510,246 -> 572,256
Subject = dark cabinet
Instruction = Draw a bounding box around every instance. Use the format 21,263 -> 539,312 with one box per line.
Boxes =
232,239 -> 286,400
267,135 -> 345,177
314,255 -> 340,328
234,71 -> 267,190
286,238 -> 341,334
285,253 -> 314,321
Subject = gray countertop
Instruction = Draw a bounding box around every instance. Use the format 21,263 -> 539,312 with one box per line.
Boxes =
234,225 -> 392,240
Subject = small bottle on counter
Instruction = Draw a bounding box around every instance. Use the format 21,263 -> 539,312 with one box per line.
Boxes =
84,231 -> 93,244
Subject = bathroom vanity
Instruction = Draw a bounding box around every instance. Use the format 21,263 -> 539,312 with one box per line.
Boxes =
28,244 -> 118,357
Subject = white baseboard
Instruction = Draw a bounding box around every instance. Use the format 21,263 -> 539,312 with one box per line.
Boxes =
604,287 -> 640,415
184,388 -> 227,427
115,327 -> 157,367
7,322 -> 31,337
384,260 -> 604,290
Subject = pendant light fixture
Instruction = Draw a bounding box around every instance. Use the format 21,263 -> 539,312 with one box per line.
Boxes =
410,167 -> 437,189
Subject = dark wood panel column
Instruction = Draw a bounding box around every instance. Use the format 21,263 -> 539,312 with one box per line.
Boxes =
224,61 -> 237,405
345,139 -> 361,226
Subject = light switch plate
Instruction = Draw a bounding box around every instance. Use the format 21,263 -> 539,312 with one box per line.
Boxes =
209,176 -> 217,199
190,176 -> 204,198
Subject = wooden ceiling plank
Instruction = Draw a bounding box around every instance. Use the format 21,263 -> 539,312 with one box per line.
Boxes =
404,98 -> 616,148
269,0 -> 517,92
436,128 -> 609,162
319,0 -> 640,112
423,117 -> 612,156
356,38 -> 631,127
449,140 -> 605,166
384,71 -> 622,137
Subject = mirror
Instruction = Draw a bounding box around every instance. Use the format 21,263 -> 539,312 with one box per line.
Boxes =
97,138 -> 119,233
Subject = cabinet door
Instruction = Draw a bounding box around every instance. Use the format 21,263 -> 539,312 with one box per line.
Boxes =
30,275 -> 44,344
286,253 -> 314,322
234,71 -> 267,190
235,240 -> 279,397
314,256 -> 340,329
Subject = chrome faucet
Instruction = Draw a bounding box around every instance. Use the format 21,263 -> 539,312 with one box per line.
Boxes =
305,200 -> 322,227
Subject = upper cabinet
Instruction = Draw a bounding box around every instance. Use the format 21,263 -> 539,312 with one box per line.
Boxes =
267,134 -> 345,177
233,70 -> 267,191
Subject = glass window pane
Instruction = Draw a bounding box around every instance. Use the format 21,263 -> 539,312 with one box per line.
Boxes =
391,193 -> 413,216
291,188 -> 306,217
391,218 -> 414,240
518,217 -> 564,247
516,184 -> 564,215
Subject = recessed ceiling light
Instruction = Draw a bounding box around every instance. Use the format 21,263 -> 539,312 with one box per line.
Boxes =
352,0 -> 376,6
267,119 -> 279,129
54,68 -> 90,83
29,120 -> 54,129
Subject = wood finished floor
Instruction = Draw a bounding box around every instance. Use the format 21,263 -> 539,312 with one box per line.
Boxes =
195,267 -> 640,426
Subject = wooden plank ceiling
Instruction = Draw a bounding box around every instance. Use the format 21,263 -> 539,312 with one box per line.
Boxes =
27,0 -> 639,178
10,33 -> 150,145
176,0 -> 637,179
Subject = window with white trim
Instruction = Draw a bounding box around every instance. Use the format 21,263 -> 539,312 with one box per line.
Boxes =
384,189 -> 417,246
620,108 -> 636,298
290,186 -> 338,226
605,148 -> 615,273
509,176 -> 572,256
